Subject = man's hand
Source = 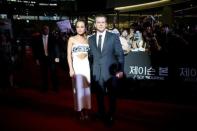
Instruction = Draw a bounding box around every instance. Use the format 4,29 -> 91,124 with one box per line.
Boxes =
55,58 -> 59,63
36,59 -> 40,66
116,71 -> 124,79
11,56 -> 15,62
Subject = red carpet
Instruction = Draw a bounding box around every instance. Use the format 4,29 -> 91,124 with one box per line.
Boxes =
0,48 -> 197,131
0,87 -> 197,131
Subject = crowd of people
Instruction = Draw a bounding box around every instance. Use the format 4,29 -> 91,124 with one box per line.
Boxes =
0,14 -> 196,127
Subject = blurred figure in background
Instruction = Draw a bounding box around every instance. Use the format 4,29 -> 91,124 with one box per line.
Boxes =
0,33 -> 16,89
119,29 -> 131,54
32,25 -> 60,92
131,30 -> 147,52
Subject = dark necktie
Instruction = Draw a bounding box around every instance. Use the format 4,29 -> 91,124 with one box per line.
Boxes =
98,35 -> 102,52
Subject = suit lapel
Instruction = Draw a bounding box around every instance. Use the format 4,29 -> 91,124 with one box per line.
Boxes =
102,31 -> 109,54
40,35 -> 45,51
92,34 -> 102,54
92,35 -> 97,50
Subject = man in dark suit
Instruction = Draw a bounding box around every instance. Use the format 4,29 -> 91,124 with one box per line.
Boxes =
32,25 -> 59,92
88,14 -> 124,125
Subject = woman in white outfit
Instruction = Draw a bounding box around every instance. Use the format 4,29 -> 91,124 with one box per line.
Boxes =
67,20 -> 91,120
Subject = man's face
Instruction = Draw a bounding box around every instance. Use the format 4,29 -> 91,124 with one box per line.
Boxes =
95,17 -> 107,33
146,26 -> 152,33
43,26 -> 49,35
162,27 -> 169,34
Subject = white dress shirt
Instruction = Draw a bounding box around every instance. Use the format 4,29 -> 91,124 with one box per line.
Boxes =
42,35 -> 48,56
96,30 -> 106,52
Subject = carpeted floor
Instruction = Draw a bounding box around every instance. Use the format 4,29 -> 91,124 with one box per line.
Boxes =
0,49 -> 197,131
0,86 -> 197,131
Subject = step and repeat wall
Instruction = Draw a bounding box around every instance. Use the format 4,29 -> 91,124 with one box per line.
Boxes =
124,51 -> 197,84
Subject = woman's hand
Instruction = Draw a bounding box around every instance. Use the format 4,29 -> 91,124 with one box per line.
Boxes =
69,69 -> 75,77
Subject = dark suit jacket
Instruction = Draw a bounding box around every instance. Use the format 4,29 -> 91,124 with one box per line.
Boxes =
32,34 -> 59,62
88,31 -> 124,83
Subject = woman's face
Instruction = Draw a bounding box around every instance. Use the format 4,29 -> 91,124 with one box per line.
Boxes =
76,21 -> 86,35
122,30 -> 128,37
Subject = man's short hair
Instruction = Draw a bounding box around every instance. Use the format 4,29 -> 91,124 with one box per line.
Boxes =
95,14 -> 107,22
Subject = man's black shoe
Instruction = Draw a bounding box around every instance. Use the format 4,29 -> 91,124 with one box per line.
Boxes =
105,116 -> 115,127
